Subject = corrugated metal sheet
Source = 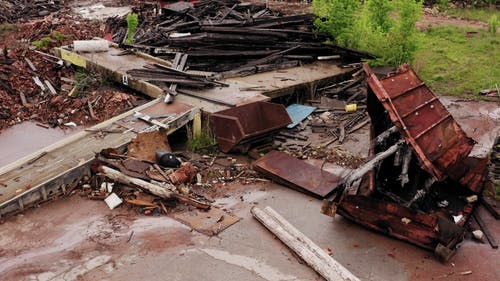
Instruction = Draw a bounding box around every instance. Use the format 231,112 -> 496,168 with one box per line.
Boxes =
364,64 -> 478,186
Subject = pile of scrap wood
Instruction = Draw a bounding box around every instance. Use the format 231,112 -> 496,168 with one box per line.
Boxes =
0,16 -> 143,131
321,64 -> 492,261
0,0 -> 64,23
78,130 -> 265,215
108,0 -> 373,77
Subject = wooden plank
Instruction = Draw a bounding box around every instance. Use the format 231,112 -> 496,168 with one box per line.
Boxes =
474,209 -> 499,249
57,45 -> 352,113
252,206 -> 360,281
0,99 -> 197,217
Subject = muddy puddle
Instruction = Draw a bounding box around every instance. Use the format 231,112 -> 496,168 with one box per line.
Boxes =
0,122 -> 81,167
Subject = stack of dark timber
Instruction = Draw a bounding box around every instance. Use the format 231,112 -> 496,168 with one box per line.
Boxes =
109,0 -> 373,78
0,0 -> 63,23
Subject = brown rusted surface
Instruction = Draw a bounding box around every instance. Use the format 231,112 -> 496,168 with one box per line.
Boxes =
169,162 -> 197,185
364,64 -> 483,192
127,130 -> 171,162
171,207 -> 241,236
212,102 -> 291,153
252,150 -> 340,198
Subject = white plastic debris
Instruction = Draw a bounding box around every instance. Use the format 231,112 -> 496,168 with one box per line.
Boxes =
466,195 -> 478,203
63,122 -> 77,127
453,214 -> 463,224
104,193 -> 122,210
401,217 -> 411,225
74,40 -> 109,53
100,182 -> 114,193
472,230 -> 484,241
437,200 -> 449,208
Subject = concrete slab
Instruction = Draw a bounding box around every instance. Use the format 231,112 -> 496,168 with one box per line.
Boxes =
0,97 -> 497,281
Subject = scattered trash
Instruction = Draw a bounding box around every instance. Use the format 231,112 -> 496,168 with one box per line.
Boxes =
472,230 -> 484,242
156,150 -> 181,168
286,104 -> 316,129
104,193 -> 123,210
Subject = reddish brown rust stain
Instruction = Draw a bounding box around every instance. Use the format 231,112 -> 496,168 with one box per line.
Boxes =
364,64 -> 486,193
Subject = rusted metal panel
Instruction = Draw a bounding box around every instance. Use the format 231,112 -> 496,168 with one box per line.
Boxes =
364,64 -> 476,187
212,102 -> 291,153
252,150 -> 340,198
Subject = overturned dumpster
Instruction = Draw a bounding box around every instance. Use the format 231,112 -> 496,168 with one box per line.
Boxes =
321,64 -> 489,261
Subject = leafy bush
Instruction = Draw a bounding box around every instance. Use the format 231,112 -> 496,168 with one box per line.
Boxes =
313,0 -> 423,66
489,15 -> 498,34
312,0 -> 360,46
125,13 -> 139,45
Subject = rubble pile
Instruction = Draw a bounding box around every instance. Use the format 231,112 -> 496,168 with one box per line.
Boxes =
0,0 -> 64,23
75,132 -> 264,217
108,0 -> 372,77
0,16 -> 142,131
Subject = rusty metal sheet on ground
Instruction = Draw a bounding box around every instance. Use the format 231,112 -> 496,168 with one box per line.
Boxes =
172,207 -> 241,236
252,150 -> 340,198
364,64 -> 476,184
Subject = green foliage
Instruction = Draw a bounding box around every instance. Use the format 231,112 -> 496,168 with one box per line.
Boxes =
52,31 -> 63,41
334,0 -> 423,66
447,7 -> 500,22
187,128 -> 216,153
73,68 -> 103,96
437,0 -> 449,12
32,31 -> 65,48
489,15 -> 498,34
312,0 -> 360,46
32,37 -> 50,48
366,0 -> 394,32
125,13 -> 139,45
414,25 -> 500,97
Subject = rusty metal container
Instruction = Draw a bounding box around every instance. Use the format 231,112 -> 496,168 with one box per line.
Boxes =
212,102 -> 292,152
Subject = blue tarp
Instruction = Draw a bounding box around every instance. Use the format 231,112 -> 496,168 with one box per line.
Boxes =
286,104 -> 316,129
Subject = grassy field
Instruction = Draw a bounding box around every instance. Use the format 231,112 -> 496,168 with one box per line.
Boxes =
413,25 -> 499,97
447,7 -> 499,22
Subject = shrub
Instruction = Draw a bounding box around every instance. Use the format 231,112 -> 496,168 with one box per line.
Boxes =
312,0 -> 360,46
313,0 -> 423,67
489,15 -> 498,34
125,13 -> 139,45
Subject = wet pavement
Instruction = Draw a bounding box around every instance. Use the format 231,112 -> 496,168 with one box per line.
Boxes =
0,122 -> 80,167
0,97 -> 498,281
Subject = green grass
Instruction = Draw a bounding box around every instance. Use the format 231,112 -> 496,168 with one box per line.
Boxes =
447,7 -> 500,23
413,25 -> 499,97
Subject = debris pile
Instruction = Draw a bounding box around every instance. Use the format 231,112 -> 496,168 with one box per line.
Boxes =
0,0 -> 64,23
321,64 -> 491,260
0,16 -> 144,131
76,130 -> 264,221
109,0 -> 372,78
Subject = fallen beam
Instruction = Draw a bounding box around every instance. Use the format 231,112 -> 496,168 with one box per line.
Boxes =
251,206 -> 360,281
99,165 -> 210,209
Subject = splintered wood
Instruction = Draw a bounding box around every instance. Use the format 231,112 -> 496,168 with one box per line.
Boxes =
252,206 -> 360,281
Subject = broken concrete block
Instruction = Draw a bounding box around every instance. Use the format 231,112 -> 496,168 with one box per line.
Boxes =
104,193 -> 123,210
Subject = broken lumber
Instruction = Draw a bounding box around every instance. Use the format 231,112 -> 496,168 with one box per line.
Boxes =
99,165 -> 210,209
473,209 -> 498,249
251,206 -> 360,281
344,140 -> 404,189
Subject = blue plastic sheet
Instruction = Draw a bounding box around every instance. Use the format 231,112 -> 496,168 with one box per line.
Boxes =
286,104 -> 316,129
